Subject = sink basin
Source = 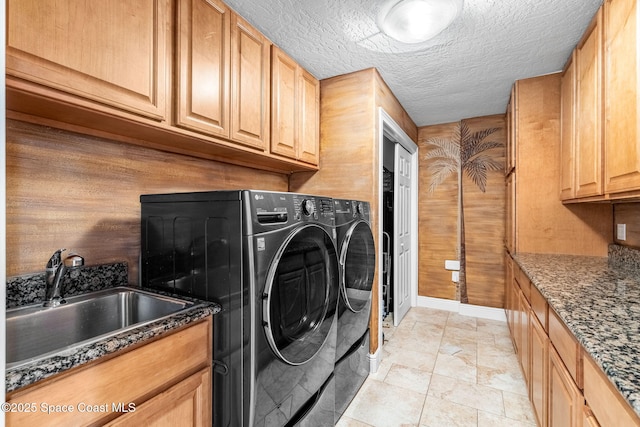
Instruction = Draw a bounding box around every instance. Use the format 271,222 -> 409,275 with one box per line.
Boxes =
6,287 -> 196,369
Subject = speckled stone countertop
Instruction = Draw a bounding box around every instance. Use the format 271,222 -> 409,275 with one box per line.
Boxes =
513,250 -> 640,417
5,264 -> 220,393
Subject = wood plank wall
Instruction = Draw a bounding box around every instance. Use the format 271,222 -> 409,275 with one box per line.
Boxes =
417,115 -> 506,307
6,119 -> 288,282
289,68 -> 417,355
417,122 -> 459,301
614,203 -> 640,248
462,116 -> 507,308
515,75 -> 612,256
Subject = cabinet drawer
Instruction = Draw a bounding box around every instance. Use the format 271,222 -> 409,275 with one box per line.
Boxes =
530,284 -> 548,332
584,355 -> 640,427
7,319 -> 212,426
549,309 -> 583,389
515,265 -> 531,302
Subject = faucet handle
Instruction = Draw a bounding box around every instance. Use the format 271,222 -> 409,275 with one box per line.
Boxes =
46,248 -> 66,270
64,253 -> 85,267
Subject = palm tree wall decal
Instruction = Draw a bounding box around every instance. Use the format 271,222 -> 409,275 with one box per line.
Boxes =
424,121 -> 504,303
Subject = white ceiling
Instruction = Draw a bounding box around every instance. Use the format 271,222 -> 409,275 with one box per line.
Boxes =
223,0 -> 604,127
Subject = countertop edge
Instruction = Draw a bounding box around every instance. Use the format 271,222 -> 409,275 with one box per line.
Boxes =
6,290 -> 220,394
512,253 -> 640,418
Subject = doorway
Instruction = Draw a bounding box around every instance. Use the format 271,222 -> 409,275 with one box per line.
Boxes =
378,109 -> 418,332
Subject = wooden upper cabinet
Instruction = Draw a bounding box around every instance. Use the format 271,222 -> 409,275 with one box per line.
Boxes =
230,13 -> 271,151
575,8 -> 604,198
6,0 -> 169,121
175,0 -> 231,137
505,86 -> 517,175
604,0 -> 640,195
271,47 -> 298,159
271,46 -> 320,165
296,68 -> 320,164
560,55 -> 576,200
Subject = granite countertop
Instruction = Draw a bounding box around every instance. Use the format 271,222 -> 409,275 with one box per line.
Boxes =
5,265 -> 220,393
513,252 -> 640,417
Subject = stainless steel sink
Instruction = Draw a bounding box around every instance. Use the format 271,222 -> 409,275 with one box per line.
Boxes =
6,287 -> 196,369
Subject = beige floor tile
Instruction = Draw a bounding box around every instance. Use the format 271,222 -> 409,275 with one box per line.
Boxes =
419,395 -> 478,427
344,377 -> 425,427
403,307 -> 450,326
477,410 -> 537,427
428,373 -> 505,416
384,363 -> 432,394
343,307 -> 536,427
477,364 -> 528,396
502,391 -> 537,424
336,415 -> 375,427
446,312 -> 478,331
433,352 -> 477,383
380,343 -> 439,373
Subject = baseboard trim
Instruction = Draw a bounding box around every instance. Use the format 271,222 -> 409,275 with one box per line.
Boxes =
416,296 -> 506,322
368,346 -> 381,374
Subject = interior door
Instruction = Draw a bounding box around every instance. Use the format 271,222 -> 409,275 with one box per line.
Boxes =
393,143 -> 412,326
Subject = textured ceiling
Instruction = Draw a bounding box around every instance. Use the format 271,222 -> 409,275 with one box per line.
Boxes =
223,0 -> 604,127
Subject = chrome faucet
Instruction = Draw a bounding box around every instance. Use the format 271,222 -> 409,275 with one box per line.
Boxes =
44,249 -> 84,307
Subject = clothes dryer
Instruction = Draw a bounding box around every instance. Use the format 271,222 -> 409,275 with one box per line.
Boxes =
140,190 -> 339,427
332,199 -> 375,422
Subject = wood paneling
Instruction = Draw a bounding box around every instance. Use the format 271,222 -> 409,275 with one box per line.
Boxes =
418,115 -> 506,307
6,119 -> 288,281
463,115 -> 506,308
289,68 -> 417,355
418,122 -> 459,300
613,203 -> 640,247
515,74 -> 612,256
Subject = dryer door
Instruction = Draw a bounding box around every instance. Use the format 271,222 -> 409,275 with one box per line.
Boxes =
340,221 -> 376,312
264,224 -> 339,365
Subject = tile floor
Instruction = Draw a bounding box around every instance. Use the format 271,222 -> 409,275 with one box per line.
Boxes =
336,307 -> 537,427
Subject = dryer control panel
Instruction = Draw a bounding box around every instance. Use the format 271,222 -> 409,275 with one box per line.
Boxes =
246,191 -> 335,234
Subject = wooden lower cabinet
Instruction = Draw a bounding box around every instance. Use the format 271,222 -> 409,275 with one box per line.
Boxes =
106,368 -> 212,426
508,263 -> 640,427
530,313 -> 548,427
549,345 -> 583,427
583,406 -> 601,427
584,355 -> 640,427
518,288 -> 531,383
6,318 -> 212,427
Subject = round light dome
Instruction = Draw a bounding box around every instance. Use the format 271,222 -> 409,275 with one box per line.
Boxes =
378,0 -> 463,44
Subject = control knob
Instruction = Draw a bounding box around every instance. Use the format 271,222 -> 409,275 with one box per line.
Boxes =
301,199 -> 315,216
355,202 -> 364,216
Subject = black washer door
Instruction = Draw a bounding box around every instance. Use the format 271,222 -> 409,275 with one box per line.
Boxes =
264,224 -> 339,365
341,221 -> 375,312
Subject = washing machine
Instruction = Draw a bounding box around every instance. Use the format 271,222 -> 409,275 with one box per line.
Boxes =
332,199 -> 376,422
140,190 -> 339,427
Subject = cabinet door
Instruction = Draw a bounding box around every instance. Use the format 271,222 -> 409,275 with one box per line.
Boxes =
549,345 -> 583,427
231,13 -> 271,150
575,9 -> 604,198
560,55 -> 576,200
505,173 -> 516,253
505,253 -> 515,336
531,312 -> 549,427
297,69 -> 320,165
106,368 -> 212,427
506,85 -> 517,175
6,0 -> 169,121
271,47 -> 320,165
271,46 -> 298,159
604,0 -> 640,194
176,0 -> 230,137
518,287 -> 530,384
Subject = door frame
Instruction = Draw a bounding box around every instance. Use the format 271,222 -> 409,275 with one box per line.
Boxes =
372,108 -> 418,368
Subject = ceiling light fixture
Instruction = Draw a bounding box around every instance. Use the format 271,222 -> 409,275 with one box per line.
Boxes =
377,0 -> 463,44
